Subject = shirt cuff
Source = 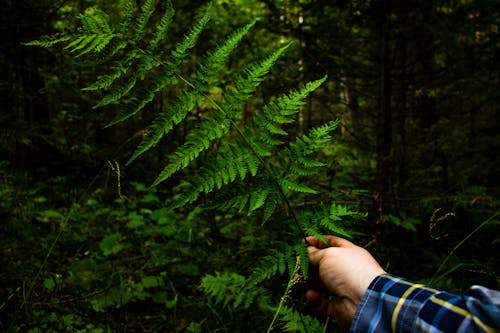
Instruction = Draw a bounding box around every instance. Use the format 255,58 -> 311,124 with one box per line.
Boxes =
350,274 -> 439,332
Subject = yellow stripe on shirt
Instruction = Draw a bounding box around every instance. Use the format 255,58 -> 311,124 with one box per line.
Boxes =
391,283 -> 425,331
430,295 -> 498,333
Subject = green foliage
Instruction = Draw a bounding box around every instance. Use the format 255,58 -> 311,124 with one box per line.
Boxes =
6,0 -> 499,332
20,1 -> 366,332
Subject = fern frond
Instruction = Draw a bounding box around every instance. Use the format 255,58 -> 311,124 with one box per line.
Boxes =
82,47 -> 134,91
147,0 -> 174,52
91,39 -> 129,65
248,188 -> 270,214
329,203 -> 367,221
319,215 -> 351,238
170,142 -> 260,208
293,243 -> 309,278
139,39 -> 286,182
221,44 -> 290,117
255,113 -> 288,136
279,306 -> 324,333
80,9 -> 111,34
280,177 -> 318,194
250,243 -> 308,285
289,164 -> 318,176
59,10 -> 117,57
201,271 -> 245,308
126,16 -> 256,163
74,34 -> 118,57
250,249 -> 287,284
201,271 -> 266,310
105,66 -> 176,125
262,193 -> 280,223
133,0 -> 155,43
22,36 -> 72,48
171,5 -> 211,62
195,19 -> 256,87
94,74 -> 138,109
302,203 -> 360,239
126,89 -> 197,164
119,0 -> 138,33
152,114 -> 231,186
244,76 -> 329,159
276,75 -> 327,117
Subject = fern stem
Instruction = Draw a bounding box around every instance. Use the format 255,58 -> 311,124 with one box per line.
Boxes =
266,258 -> 299,333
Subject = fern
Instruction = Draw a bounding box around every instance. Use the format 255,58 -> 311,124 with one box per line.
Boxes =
26,2 -> 364,330
201,271 -> 269,310
250,243 -> 308,285
126,19 -> 255,164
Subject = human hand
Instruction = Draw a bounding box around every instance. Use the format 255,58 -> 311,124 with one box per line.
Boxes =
306,236 -> 386,331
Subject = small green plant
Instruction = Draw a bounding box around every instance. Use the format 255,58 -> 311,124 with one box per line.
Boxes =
25,1 -> 367,331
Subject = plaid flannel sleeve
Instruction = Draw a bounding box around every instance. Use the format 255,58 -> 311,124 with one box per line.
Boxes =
350,274 -> 500,333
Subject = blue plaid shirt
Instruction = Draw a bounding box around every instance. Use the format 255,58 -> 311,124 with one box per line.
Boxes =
351,274 -> 500,332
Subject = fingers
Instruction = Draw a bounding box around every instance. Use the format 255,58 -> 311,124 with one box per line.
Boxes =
306,235 -> 355,248
306,290 -> 335,317
307,246 -> 324,266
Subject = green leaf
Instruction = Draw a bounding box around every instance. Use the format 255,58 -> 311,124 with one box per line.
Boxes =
141,276 -> 162,288
43,278 -> 56,291
99,233 -> 124,256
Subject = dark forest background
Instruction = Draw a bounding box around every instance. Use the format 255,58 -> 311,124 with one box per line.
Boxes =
1,0 -> 499,332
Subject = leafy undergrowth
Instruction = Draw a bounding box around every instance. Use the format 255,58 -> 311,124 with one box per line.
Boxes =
0,163 -> 332,332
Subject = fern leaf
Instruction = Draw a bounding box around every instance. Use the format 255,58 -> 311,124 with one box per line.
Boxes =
126,87 -> 199,164
126,108 -> 177,164
320,216 -> 351,238
148,0 -> 174,52
94,74 -> 137,109
105,67 -> 176,125
196,19 -> 256,86
289,164 -> 318,176
221,44 -> 290,116
171,5 -> 211,62
22,36 -> 72,48
280,307 -> 324,333
69,34 -> 98,53
127,19 -> 257,165
201,272 -> 264,310
244,130 -> 273,157
248,188 -> 270,214
280,178 -> 318,194
75,34 -> 117,57
250,249 -> 287,284
263,103 -> 294,124
63,35 -> 88,51
255,113 -> 287,136
91,39 -> 128,65
134,0 -> 155,43
278,76 -> 327,115
329,203 -> 367,220
294,243 -> 309,277
262,194 -> 279,223
308,120 -> 339,146
170,143 -> 260,208
80,9 -> 109,34
246,151 -> 259,177
152,116 -> 231,186
297,156 -> 326,168
201,271 -> 244,307
89,48 -> 138,96
83,69 -> 126,91
119,0 -> 138,33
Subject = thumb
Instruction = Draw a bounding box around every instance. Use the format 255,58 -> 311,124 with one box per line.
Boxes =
307,246 -> 325,266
